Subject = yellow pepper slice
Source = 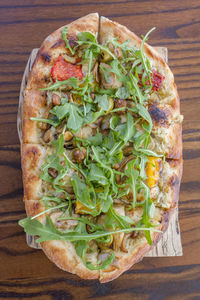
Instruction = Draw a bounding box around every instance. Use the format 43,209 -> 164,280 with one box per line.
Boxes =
146,157 -> 162,188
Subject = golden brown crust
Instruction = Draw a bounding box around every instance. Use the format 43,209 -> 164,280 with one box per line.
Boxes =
21,143 -> 47,200
25,200 -> 44,217
41,241 -> 99,280
23,13 -> 99,143
167,158 -> 183,208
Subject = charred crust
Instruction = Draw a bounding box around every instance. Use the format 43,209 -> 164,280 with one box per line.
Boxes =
169,174 -> 179,187
41,52 -> 51,63
51,39 -> 65,49
67,34 -> 78,48
23,146 -> 42,168
148,103 -> 168,126
33,201 -> 40,210
44,75 -> 49,83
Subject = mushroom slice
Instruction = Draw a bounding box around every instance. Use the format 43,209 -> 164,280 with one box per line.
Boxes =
100,63 -> 122,89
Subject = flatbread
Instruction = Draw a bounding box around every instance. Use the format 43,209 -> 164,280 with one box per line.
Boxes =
20,14 -> 183,282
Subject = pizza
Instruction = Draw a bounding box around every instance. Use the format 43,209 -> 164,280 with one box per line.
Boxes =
19,13 -> 183,282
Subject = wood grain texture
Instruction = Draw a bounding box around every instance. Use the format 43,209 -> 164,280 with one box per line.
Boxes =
0,0 -> 200,299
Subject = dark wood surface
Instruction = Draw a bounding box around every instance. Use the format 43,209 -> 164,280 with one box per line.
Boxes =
0,0 -> 200,299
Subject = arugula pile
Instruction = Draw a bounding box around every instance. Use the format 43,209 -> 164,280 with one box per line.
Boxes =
20,26 -> 163,270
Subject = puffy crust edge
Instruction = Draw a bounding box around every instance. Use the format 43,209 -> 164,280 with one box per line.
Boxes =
21,143 -> 47,200
41,240 -> 99,280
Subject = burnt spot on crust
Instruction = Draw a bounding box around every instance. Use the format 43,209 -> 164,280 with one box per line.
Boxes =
25,146 -> 42,169
67,34 -> 78,48
169,174 -> 180,188
33,201 -> 40,211
44,75 -> 49,83
41,52 -> 51,63
51,39 -> 65,49
148,104 -> 168,126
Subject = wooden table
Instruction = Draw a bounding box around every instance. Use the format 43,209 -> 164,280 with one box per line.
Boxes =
0,0 -> 199,299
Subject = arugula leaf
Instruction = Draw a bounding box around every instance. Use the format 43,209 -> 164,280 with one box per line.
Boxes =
31,203 -> 68,220
140,27 -> 156,86
125,160 -> 139,208
121,112 -> 135,143
19,216 -> 160,242
130,104 -> 152,133
99,64 -> 111,83
71,174 -> 95,210
75,133 -> 103,147
62,26 -> 75,55
95,94 -> 109,111
110,60 -> 126,82
105,206 -> 134,229
51,103 -> 83,131
102,131 -> 116,151
86,252 -> 115,270
41,77 -> 80,91
140,181 -> 153,245
109,113 -> 135,156
30,117 -> 60,127
129,73 -> 144,104
88,164 -> 108,186
19,217 -> 62,242
97,187 -> 113,213
77,31 -> 97,43
91,146 -> 117,193
138,149 -> 163,157
110,115 -> 120,131
87,133 -> 103,146
115,86 -> 130,99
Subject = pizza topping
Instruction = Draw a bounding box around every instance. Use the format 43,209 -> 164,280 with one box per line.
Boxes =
51,55 -> 83,82
62,54 -> 76,64
43,128 -> 53,143
63,131 -> 73,141
72,147 -> 86,163
48,168 -> 58,178
151,70 -> 165,91
37,121 -> 48,130
52,93 -> 61,106
114,99 -> 127,115
146,157 -> 163,188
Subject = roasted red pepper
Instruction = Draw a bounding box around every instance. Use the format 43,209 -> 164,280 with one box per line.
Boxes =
51,55 -> 83,82
151,70 -> 165,91
138,69 -> 165,91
